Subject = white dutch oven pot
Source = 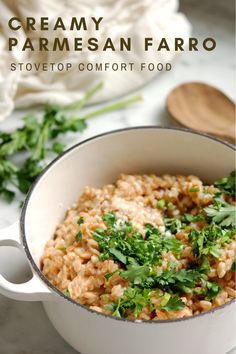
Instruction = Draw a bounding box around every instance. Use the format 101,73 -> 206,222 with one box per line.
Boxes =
0,127 -> 235,354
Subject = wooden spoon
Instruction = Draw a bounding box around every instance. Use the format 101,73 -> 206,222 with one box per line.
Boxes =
167,82 -> 235,144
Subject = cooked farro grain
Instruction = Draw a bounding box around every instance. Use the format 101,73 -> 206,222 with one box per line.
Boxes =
41,173 -> 236,320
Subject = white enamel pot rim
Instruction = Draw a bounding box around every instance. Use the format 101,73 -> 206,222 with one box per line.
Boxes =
1,126 -> 236,327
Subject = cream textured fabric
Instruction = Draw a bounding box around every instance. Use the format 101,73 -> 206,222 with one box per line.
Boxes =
0,0 -> 190,120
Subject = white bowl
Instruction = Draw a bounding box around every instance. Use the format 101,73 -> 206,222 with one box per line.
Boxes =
0,127 -> 235,354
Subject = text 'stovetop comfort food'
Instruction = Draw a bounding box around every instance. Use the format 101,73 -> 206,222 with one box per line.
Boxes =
41,171 -> 236,320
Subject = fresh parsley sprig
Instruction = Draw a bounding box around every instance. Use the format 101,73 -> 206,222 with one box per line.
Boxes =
0,83 -> 142,202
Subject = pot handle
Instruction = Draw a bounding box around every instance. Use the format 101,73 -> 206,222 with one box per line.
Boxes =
0,221 -> 55,301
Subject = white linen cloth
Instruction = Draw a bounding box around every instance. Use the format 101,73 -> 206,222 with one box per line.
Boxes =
0,0 -> 191,121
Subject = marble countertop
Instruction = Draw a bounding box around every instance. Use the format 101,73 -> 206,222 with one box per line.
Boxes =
0,0 -> 235,353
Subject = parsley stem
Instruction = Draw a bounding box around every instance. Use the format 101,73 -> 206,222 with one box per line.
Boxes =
10,180 -> 19,188
81,95 -> 143,121
63,82 -> 104,112
31,120 -> 50,161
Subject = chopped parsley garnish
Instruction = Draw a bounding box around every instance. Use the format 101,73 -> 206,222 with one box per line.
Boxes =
214,170 -> 236,197
157,199 -> 166,209
75,230 -> 82,242
77,216 -> 84,225
64,289 -> 71,297
106,258 -> 218,306
167,202 -> 175,210
109,248 -> 127,264
93,215 -> 183,267
189,187 -> 200,192
164,218 -> 182,234
120,265 -> 151,286
106,287 -> 185,317
76,216 -> 84,242
198,258 -> 211,274
205,282 -> 221,300
94,169 -> 236,319
183,213 -> 205,223
188,223 -> 235,259
102,212 -> 117,227
106,287 -> 151,317
161,294 -> 185,311
154,268 -> 202,294
104,269 -> 120,281
56,246 -> 66,252
121,266 -> 202,294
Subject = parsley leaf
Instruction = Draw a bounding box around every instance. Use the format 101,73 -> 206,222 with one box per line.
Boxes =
161,295 -> 185,311
0,159 -> 18,201
75,230 -> 82,242
64,289 -> 71,297
161,236 -> 184,254
205,282 -> 221,300
1,189 -> 15,203
189,187 -> 200,192
52,142 -> 65,154
17,159 -> 43,194
188,223 -> 235,259
183,214 -> 205,223
120,265 -> 150,285
231,262 -> 236,271
205,202 -> 236,227
155,268 -> 202,294
104,269 -> 120,281
102,212 -> 117,227
164,218 -> 182,234
109,248 -> 127,265
157,199 -> 166,209
199,258 -> 211,274
214,170 -> 236,197
77,216 -> 84,225
108,287 -> 151,318
120,265 -> 203,295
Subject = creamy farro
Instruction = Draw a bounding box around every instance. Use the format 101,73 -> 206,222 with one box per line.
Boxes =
41,173 -> 236,320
